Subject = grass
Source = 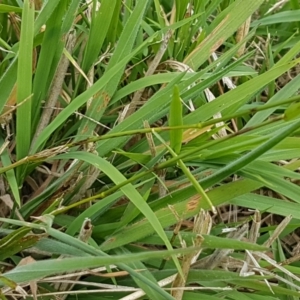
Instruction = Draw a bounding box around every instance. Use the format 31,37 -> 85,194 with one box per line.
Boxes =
1,0 -> 300,299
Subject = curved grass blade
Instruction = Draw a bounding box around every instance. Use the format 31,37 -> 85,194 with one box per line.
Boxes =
99,177 -> 263,251
1,246 -> 195,288
104,161 -> 299,250
0,217 -> 184,300
53,151 -> 184,277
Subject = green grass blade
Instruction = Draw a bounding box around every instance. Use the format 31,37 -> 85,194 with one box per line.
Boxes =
252,10 -> 300,26
201,119 -> 300,188
284,101 -> 300,121
0,57 -> 17,116
76,0 -> 149,139
34,0 -> 62,36
30,30 -> 161,153
169,85 -> 183,154
54,151 -> 183,276
65,191 -> 123,236
0,217 -> 181,300
153,131 -> 216,213
81,0 -> 117,74
0,4 -> 22,13
96,72 -> 187,156
1,239 -> 193,292
32,0 -> 81,129
184,0 -> 264,69
16,0 -> 34,163
0,138 -> 20,207
183,59 -> 300,126
99,178 -> 263,251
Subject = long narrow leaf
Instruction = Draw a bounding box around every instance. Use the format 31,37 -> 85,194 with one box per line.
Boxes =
53,151 -> 183,276
169,85 -> 183,154
201,119 -> 300,188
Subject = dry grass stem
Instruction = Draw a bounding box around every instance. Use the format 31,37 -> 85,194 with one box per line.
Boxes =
31,31 -> 76,151
123,30 -> 172,119
171,210 -> 212,300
